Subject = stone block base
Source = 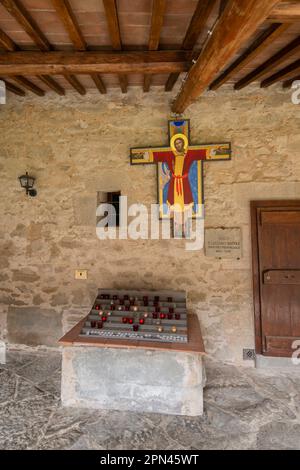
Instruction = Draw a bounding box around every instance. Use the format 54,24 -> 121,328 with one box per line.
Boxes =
61,346 -> 206,416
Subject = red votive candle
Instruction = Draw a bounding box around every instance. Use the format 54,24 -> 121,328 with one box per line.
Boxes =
95,305 -> 100,310
91,320 -> 96,328
169,307 -> 174,314
139,318 -> 145,325
133,324 -> 139,331
168,313 -> 173,320
110,305 -> 115,310
160,313 -> 166,319
128,318 -> 134,324
124,295 -> 129,300
113,295 -> 118,300
152,312 -> 158,319
122,317 -> 128,324
97,321 -> 103,329
175,313 -> 181,320
154,296 -> 160,302
125,306 -> 130,311
102,316 -> 107,322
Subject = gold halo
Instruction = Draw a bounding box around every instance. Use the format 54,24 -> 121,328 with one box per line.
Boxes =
170,133 -> 188,153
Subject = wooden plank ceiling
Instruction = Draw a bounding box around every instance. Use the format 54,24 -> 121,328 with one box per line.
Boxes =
0,0 -> 299,111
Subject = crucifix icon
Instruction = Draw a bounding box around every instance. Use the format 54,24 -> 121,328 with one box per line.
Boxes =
130,119 -> 231,220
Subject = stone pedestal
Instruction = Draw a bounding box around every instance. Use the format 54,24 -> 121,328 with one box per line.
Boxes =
61,345 -> 205,416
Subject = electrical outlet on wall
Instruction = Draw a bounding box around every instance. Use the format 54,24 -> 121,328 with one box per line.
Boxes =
75,270 -> 88,280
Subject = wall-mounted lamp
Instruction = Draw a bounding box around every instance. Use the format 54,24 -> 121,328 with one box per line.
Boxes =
18,172 -> 37,197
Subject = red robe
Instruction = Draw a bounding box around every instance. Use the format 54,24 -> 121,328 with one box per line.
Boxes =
153,149 -> 206,206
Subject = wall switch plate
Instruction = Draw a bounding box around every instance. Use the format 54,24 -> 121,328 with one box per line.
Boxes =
75,269 -> 88,280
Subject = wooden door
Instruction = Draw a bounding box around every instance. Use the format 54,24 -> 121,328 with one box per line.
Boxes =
251,201 -> 300,357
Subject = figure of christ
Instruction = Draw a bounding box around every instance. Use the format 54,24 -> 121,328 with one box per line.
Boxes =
152,133 -> 206,212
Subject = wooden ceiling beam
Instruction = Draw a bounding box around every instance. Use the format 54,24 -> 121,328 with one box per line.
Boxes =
0,50 -> 191,75
0,27 -> 17,51
38,75 -> 65,95
11,75 -> 45,96
172,0 -> 280,113
0,0 -> 50,51
51,0 -> 106,95
165,0 -> 217,92
0,0 -> 82,94
63,74 -> 86,95
51,0 -> 86,51
1,77 -> 25,96
235,35 -> 300,90
103,0 -> 127,93
261,59 -> 300,87
282,74 -> 300,88
268,1 -> 300,22
0,26 -> 47,96
143,0 -> 166,93
210,23 -> 290,90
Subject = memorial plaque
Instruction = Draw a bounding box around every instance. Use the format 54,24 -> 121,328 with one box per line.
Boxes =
205,228 -> 242,259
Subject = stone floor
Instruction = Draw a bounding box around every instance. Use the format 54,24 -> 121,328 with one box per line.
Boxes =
0,349 -> 300,450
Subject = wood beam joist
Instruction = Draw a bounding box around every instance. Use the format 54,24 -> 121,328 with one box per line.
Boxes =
103,0 -> 127,93
1,77 -> 25,96
210,23 -> 290,90
172,0 -> 281,113
0,0 -> 82,94
0,27 -> 45,95
38,75 -> 65,95
261,59 -> 300,87
51,0 -> 106,94
63,74 -> 86,95
235,35 -> 300,90
165,0 -> 217,92
11,75 -> 44,95
143,0 -> 166,93
0,50 -> 191,75
282,74 -> 300,88
0,0 -> 50,51
268,1 -> 300,22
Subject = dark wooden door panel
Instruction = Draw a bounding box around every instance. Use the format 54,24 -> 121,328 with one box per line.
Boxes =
251,201 -> 300,357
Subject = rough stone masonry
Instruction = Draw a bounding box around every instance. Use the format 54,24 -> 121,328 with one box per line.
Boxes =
0,83 -> 299,364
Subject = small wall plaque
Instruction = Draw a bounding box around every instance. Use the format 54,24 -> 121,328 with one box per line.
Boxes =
205,227 -> 242,259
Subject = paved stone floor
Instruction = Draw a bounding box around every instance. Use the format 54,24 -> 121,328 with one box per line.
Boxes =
0,349 -> 300,450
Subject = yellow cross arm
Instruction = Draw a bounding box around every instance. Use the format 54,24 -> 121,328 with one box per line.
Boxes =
189,143 -> 231,161
130,147 -> 170,165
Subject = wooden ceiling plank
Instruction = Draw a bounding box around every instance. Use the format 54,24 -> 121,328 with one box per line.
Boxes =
0,0 -> 50,51
261,59 -> 300,87
268,2 -> 300,21
165,0 -> 217,92
51,0 -> 86,51
282,74 -> 300,88
143,0 -> 166,93
12,75 -> 45,96
172,0 -> 280,113
210,23 -> 290,90
103,0 -> 127,93
51,0 -> 105,94
1,77 -> 25,96
63,74 -> 86,95
235,35 -> 300,90
38,75 -> 65,96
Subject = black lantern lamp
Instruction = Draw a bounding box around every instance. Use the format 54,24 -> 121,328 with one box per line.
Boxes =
18,172 -> 37,197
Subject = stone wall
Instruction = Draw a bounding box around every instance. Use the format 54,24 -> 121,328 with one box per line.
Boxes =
0,84 -> 299,364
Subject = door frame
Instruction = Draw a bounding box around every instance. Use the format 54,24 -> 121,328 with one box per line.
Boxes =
250,200 -> 300,355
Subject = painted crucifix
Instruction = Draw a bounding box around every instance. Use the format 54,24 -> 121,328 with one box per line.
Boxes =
130,119 -> 231,223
